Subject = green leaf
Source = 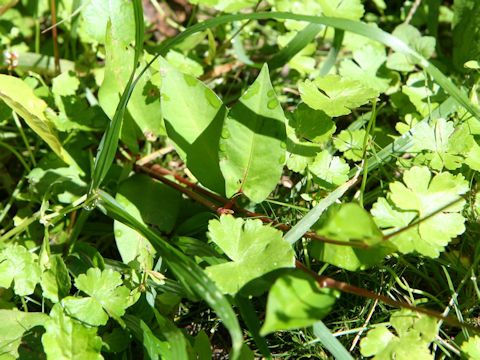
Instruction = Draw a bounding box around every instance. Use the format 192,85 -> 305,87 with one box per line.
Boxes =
0,310 -> 48,359
159,56 -> 226,194
62,268 -> 130,326
99,191 -> 244,359
0,244 -> 41,296
194,331 -> 212,360
41,254 -> 71,303
42,304 -> 103,360
205,215 -> 295,295
360,309 -> 437,359
89,0 -> 144,192
309,203 -> 391,271
339,45 -> 391,93
99,21 -> 165,141
114,174 -> 180,265
410,118 -> 474,170
299,75 -> 378,117
371,167 -> 468,257
333,129 -> 370,161
309,150 -> 350,187
461,335 -> 480,359
290,103 -> 335,144
318,0 -> 364,20
82,0 -> 135,45
165,50 -> 204,77
402,72 -> 447,117
124,314 -> 170,360
0,74 -> 70,164
219,63 -> 287,202
260,271 -> 339,335
386,24 -> 436,72
28,152 -> 86,204
452,0 -> 480,71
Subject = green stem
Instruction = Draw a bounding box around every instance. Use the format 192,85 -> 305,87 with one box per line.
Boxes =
359,100 -> 377,208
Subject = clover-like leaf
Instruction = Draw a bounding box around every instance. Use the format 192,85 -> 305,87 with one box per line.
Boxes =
402,72 -> 448,117
289,103 -> 335,144
318,0 -> 364,20
386,23 -> 436,72
42,304 -> 103,360
360,309 -> 437,359
260,271 -> 339,335
62,268 -> 130,326
309,150 -> 349,187
0,244 -> 41,296
371,167 -> 468,257
299,75 -> 378,117
41,254 -> 71,303
205,215 -> 295,295
461,335 -> 480,359
333,129 -> 370,161
339,45 -> 391,93
410,118 -> 474,170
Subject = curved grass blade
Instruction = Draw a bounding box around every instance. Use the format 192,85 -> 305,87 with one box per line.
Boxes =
98,190 -> 244,359
149,12 -> 479,121
88,0 -> 144,194
268,23 -> 324,71
319,28 -> 344,77
312,321 -> 354,360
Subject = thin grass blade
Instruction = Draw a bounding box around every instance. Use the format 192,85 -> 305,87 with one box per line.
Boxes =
312,321 -> 354,360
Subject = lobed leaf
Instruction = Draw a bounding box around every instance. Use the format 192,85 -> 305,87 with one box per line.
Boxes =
205,215 -> 295,295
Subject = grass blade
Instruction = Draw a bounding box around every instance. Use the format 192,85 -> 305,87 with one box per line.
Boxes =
319,28 -> 344,77
312,321 -> 354,360
88,0 -> 144,194
98,190 -> 244,359
268,23 -> 324,71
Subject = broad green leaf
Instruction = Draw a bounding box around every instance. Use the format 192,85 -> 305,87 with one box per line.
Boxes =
317,0 -> 364,20
194,331 -> 212,360
0,310 -> 48,359
153,308 -> 191,360
333,129 -> 370,161
461,335 -> 480,359
82,0 -> 135,45
41,254 -> 71,303
309,203 -> 391,271
386,24 -> 435,72
159,56 -> 226,194
187,0 -> 257,12
62,268 -> 130,326
270,0 -> 323,31
360,310 -> 437,359
372,167 -> 468,257
289,103 -> 335,144
0,244 -> 41,296
114,174 -> 180,265
0,74 -> 70,163
299,75 -> 378,117
42,304 -> 103,360
452,0 -> 480,71
309,150 -> 349,187
99,21 -> 165,140
339,45 -> 391,93
165,50 -> 204,77
260,271 -> 339,335
410,118 -> 474,170
205,215 -> 295,295
219,63 -> 286,202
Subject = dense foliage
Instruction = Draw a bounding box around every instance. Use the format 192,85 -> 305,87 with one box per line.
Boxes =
1,0 -> 480,359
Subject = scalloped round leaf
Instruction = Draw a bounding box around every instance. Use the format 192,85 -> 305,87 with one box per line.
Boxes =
205,215 -> 295,295
299,75 -> 378,117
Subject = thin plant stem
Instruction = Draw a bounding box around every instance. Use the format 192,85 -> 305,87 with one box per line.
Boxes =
359,100 -> 376,208
12,111 -> 36,166
49,0 -> 60,73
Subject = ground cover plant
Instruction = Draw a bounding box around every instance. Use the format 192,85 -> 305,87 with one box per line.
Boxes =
1,0 -> 480,358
